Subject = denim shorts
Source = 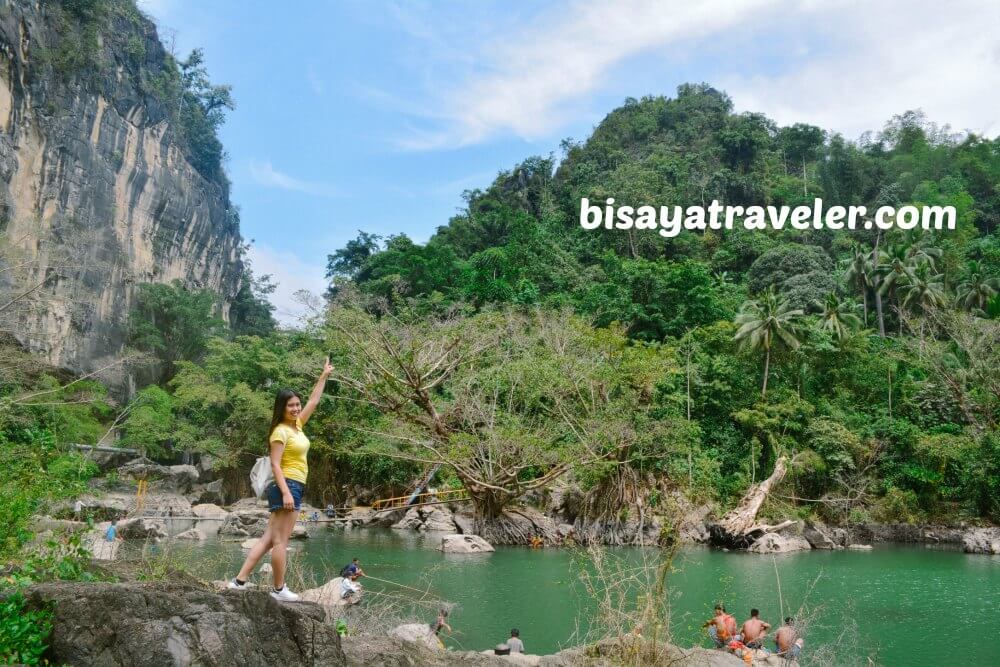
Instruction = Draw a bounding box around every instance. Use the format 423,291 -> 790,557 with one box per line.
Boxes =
267,479 -> 305,512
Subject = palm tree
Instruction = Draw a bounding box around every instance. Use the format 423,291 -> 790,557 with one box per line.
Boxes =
877,242 -> 919,334
843,245 -> 874,327
817,293 -> 862,342
956,261 -> 999,313
734,287 -> 804,398
900,263 -> 946,313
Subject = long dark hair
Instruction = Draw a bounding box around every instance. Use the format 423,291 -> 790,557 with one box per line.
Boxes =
269,389 -> 301,444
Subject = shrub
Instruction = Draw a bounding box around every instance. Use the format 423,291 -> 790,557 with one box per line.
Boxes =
0,593 -> 53,666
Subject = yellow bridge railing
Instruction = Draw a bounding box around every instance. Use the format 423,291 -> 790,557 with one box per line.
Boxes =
370,488 -> 470,511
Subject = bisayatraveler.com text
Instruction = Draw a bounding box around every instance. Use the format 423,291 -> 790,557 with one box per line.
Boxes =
580,198 -> 956,237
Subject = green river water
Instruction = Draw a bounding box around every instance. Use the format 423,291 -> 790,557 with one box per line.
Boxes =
165,524 -> 998,665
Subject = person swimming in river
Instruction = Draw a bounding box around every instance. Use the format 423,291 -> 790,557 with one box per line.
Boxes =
228,358 -> 333,602
739,608 -> 771,650
703,604 -> 737,648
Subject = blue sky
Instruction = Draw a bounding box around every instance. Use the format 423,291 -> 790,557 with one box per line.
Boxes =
139,0 -> 1000,322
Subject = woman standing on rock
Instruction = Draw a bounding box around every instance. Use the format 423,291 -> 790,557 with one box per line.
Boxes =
229,358 -> 333,601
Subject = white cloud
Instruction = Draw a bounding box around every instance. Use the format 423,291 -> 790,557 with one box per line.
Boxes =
247,244 -> 328,328
391,0 -> 1000,149
393,0 -> 782,149
721,1 -> 1000,140
248,160 -> 339,197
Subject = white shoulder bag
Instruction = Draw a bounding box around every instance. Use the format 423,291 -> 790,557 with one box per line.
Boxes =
250,455 -> 274,498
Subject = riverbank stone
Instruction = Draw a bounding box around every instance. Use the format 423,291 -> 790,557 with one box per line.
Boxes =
117,517 -> 168,542
389,623 -> 443,650
441,534 -> 495,553
300,577 -> 362,608
962,528 -> 1000,554
748,532 -> 812,554
22,581 -> 345,666
174,528 -> 206,540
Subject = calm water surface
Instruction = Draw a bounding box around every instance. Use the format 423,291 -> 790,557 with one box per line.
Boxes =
163,523 -> 998,666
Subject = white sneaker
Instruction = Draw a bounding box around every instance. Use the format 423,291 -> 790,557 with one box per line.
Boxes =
227,578 -> 248,591
270,585 -> 300,602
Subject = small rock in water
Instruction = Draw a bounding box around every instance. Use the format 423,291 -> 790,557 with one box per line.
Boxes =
175,528 -> 205,540
847,543 -> 873,550
440,534 -> 494,553
260,563 -> 272,575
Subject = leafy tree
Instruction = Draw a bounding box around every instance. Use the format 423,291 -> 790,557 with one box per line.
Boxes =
229,267 -> 277,337
129,280 -> 227,380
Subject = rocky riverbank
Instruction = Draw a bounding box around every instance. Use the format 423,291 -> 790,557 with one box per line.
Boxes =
18,579 -> 765,666
35,454 -> 1000,556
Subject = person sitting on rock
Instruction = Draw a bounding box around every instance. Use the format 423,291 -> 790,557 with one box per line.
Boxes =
340,572 -> 362,600
506,628 -> 524,653
228,358 -> 333,603
340,557 -> 366,578
739,608 -> 771,650
703,604 -> 736,648
775,617 -> 803,659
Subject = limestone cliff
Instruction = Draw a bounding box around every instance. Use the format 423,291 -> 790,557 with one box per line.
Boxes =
0,0 -> 243,391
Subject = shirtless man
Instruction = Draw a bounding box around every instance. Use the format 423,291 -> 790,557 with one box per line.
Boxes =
739,609 -> 771,649
775,617 -> 802,658
702,604 -> 736,648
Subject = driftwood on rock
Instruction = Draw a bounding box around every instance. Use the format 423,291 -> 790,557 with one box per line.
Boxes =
709,456 -> 789,549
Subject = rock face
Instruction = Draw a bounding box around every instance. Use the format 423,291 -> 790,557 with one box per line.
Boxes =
23,582 -> 344,667
0,1 -> 243,391
747,532 -> 812,554
962,528 -> 1000,554
440,534 -> 494,554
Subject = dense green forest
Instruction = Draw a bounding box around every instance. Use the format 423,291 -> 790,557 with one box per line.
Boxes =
3,84 -> 999,557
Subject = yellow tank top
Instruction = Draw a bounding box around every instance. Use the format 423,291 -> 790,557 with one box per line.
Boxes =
269,419 -> 309,484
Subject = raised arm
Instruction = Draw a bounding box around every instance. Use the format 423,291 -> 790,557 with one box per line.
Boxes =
299,357 -> 333,425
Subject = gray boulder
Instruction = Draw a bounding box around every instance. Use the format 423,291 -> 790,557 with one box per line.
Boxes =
388,623 -> 442,650
300,577 -> 362,608
174,528 -> 206,540
748,532 -> 812,554
802,521 -> 840,549
220,509 -> 270,538
190,479 -> 225,505
117,517 -> 168,542
440,534 -> 494,553
962,528 -> 1000,554
23,581 -> 344,666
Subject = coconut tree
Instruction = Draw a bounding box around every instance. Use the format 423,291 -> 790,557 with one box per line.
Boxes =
817,292 -> 862,342
899,263 -> 946,345
900,263 -> 946,313
877,243 -> 919,334
734,287 -> 805,398
956,261 -> 999,313
843,244 -> 874,326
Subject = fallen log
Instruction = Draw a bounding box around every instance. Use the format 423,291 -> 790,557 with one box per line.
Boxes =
708,456 -> 788,549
